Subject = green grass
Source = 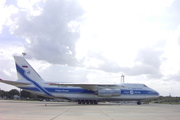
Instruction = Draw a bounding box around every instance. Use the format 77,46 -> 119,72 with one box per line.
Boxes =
152,102 -> 180,105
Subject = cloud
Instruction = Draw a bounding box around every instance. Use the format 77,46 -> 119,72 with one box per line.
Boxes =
164,0 -> 180,30
163,70 -> 180,82
132,47 -> 163,77
123,47 -> 164,78
0,0 -> 18,33
167,75 -> 180,82
0,55 -> 16,80
86,47 -> 164,79
9,0 -> 85,66
40,65 -> 89,83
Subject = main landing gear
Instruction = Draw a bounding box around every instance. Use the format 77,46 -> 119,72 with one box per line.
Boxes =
78,100 -> 98,105
137,101 -> 141,105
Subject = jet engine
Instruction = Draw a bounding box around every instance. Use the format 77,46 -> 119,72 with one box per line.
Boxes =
97,88 -> 121,97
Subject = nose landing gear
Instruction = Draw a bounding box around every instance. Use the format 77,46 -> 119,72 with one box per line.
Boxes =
137,101 -> 141,105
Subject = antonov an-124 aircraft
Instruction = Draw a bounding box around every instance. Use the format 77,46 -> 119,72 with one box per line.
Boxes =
0,56 -> 159,105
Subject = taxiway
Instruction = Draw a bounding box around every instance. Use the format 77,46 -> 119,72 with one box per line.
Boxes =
0,100 -> 180,120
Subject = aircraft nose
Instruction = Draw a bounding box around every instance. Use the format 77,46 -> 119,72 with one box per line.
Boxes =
155,91 -> 160,97
158,92 -> 160,96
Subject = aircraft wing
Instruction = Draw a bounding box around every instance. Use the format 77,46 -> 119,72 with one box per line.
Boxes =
47,83 -> 119,91
0,79 -> 31,86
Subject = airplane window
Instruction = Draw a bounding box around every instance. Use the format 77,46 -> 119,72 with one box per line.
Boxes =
143,84 -> 147,87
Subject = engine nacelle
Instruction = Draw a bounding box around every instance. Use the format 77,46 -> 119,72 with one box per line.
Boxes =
112,89 -> 121,96
97,88 -> 121,97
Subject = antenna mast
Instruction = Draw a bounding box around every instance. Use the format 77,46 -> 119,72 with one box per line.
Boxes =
121,74 -> 125,83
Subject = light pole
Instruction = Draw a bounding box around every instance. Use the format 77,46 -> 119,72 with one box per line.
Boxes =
19,88 -> 21,101
121,74 -> 124,83
22,53 -> 27,58
169,93 -> 171,104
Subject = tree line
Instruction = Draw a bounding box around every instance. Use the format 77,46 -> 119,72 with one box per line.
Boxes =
154,95 -> 180,103
0,89 -> 49,100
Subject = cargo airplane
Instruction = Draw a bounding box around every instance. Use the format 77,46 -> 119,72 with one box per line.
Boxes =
0,56 -> 159,105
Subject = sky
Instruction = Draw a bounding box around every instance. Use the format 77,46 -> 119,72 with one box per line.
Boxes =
0,0 -> 180,96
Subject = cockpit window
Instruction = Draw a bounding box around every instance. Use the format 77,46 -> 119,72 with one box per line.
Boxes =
143,84 -> 147,87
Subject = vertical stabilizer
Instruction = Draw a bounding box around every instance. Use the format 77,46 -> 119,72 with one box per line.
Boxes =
14,56 -> 43,81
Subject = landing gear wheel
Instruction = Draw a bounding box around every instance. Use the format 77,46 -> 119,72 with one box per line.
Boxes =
94,100 -> 98,105
81,100 -> 85,104
86,100 -> 89,104
90,100 -> 93,104
78,100 -> 81,104
137,101 -> 141,105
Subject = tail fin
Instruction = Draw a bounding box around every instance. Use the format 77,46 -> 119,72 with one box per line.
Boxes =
14,56 -> 54,97
14,56 -> 43,81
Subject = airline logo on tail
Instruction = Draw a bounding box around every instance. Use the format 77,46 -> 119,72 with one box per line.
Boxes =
26,70 -> 31,75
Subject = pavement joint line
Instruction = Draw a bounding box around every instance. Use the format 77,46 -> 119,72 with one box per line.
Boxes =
50,106 -> 73,120
95,106 -> 114,120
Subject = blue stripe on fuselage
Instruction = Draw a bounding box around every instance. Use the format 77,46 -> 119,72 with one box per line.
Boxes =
20,87 -> 158,95
20,87 -> 94,94
16,63 -> 54,97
